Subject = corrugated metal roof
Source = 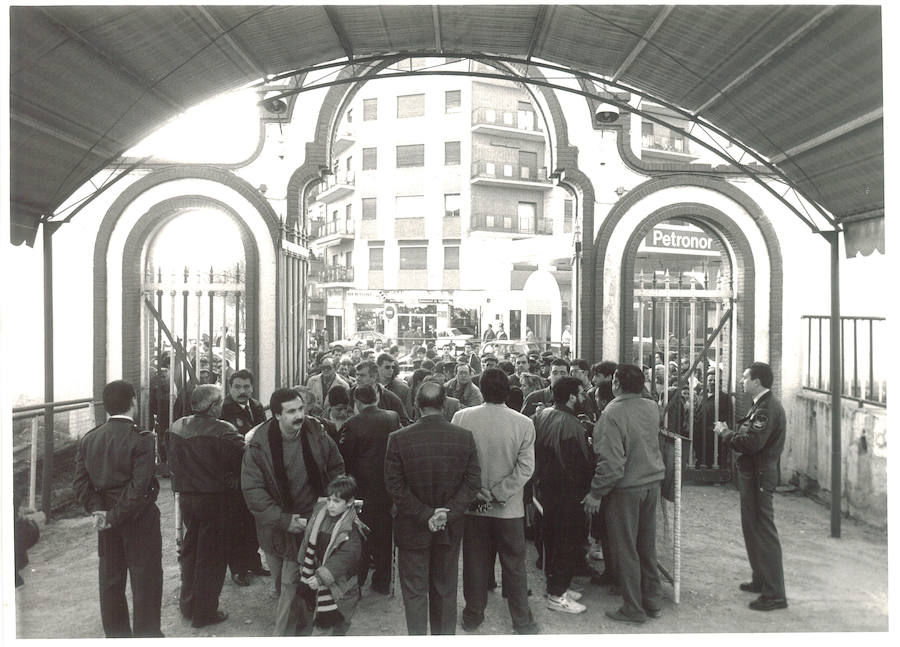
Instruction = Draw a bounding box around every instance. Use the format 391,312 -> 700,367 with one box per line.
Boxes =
8,4 -> 883,245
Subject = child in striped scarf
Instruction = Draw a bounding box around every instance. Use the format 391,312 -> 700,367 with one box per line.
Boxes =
295,475 -> 366,635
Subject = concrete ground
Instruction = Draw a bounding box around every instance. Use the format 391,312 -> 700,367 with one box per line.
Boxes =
13,479 -> 889,638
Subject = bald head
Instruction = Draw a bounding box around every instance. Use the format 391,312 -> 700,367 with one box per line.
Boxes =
416,381 -> 446,414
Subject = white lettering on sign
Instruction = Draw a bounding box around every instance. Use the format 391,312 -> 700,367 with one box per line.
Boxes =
651,229 -> 713,250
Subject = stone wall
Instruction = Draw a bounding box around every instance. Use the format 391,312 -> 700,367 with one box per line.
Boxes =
783,390 -> 887,528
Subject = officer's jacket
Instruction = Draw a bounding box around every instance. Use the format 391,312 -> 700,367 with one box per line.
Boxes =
73,417 -> 159,527
169,413 -> 244,493
720,390 -> 786,473
220,395 -> 266,436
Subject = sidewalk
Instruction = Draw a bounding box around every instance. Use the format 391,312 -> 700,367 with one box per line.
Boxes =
13,480 -> 888,637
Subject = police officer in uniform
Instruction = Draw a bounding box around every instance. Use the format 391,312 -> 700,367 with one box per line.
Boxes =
715,362 -> 788,611
219,369 -> 270,586
73,380 -> 163,637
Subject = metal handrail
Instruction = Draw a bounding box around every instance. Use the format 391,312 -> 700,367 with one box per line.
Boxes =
13,397 -> 94,416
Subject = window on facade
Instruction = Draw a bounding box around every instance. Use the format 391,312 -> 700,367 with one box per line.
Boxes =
444,193 -> 461,218
362,147 -> 377,170
517,101 -> 535,130
397,93 -> 425,118
444,141 -> 461,166
399,245 -> 428,270
444,245 -> 459,270
445,90 -> 461,114
518,150 -> 537,179
346,108 -> 353,123
396,195 -> 425,219
642,121 -> 689,154
345,155 -> 352,171
369,247 -> 383,270
396,144 -> 425,167
564,199 -> 573,234
363,98 -> 377,121
362,197 -> 377,220
345,203 -> 352,225
518,202 -> 537,233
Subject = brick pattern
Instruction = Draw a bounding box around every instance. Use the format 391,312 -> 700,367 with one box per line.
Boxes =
93,167 -> 280,409
590,174 -> 784,407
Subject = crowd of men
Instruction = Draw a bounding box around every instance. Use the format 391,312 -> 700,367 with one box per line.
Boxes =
73,335 -> 787,637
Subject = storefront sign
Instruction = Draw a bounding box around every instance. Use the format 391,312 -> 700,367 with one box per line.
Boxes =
347,289 -> 384,300
645,227 -> 716,251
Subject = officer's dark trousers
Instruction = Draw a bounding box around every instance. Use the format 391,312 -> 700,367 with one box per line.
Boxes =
605,485 -> 662,620
97,504 -> 163,637
179,493 -> 227,626
738,468 -> 786,599
359,500 -> 392,591
224,490 -> 263,574
462,515 -> 536,632
542,495 -> 586,597
397,535 -> 462,635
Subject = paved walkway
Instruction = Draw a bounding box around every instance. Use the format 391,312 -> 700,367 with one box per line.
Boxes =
12,480 -> 889,637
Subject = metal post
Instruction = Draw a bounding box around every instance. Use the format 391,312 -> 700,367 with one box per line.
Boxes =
825,231 -> 842,538
42,221 -> 55,520
663,271 -> 671,421
168,291 -> 176,429
688,285 -> 696,468
235,269 -> 242,371
195,288 -> 202,381
29,417 -> 39,511
221,292 -> 228,385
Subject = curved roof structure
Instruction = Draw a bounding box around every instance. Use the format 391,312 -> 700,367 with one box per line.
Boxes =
8,4 -> 883,251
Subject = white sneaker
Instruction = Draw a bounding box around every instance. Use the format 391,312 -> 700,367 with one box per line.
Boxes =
547,594 -> 586,614
565,590 -> 583,602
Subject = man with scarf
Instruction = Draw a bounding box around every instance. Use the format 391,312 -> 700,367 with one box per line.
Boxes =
241,388 -> 345,635
532,376 -> 595,614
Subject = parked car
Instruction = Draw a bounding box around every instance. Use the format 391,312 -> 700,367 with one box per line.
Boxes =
479,339 -> 542,359
329,330 -> 387,349
434,327 -> 474,349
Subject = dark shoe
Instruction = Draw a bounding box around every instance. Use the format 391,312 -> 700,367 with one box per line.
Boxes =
749,596 -> 788,611
514,623 -> 540,634
231,572 -> 250,587
591,572 -> 616,586
192,610 -> 228,628
605,608 -> 646,625
249,566 -> 271,576
645,608 -> 662,619
740,581 -> 763,593
461,618 -> 483,632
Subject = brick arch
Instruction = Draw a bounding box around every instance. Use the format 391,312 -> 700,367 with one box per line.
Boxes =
119,196 -> 261,394
93,166 -> 280,408
591,175 -> 783,396
618,203 -> 756,406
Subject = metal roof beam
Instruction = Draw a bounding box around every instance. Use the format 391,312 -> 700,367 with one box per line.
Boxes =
432,6 -> 442,53
38,8 -> 186,113
770,108 -> 883,163
526,5 -> 552,61
694,6 -> 836,113
11,112 -> 119,159
611,6 -> 673,82
324,6 -> 355,62
195,7 -> 266,79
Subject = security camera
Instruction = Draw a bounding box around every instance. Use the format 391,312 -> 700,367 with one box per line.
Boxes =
595,102 -> 619,123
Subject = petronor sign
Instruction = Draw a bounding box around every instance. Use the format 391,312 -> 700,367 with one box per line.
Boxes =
646,227 -> 716,251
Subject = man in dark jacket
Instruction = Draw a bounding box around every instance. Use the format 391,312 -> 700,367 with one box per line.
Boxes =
521,358 -> 570,417
695,370 -> 734,468
241,388 -> 345,635
583,364 -> 665,625
716,362 -> 787,611
377,352 -> 411,416
169,385 -> 245,628
533,376 -> 595,615
73,380 -> 163,638
339,383 -> 401,594
384,382 -> 481,635
219,369 -> 269,586
353,360 -> 410,424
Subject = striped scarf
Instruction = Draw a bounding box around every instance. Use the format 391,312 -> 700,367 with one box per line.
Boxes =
300,509 -> 348,624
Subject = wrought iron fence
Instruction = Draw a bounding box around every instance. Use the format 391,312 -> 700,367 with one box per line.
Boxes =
801,315 -> 886,406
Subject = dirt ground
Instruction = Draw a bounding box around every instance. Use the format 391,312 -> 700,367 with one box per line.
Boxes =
13,479 -> 889,638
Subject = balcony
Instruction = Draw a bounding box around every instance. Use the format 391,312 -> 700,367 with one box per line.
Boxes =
470,212 -> 554,236
332,129 -> 356,157
314,169 -> 356,203
309,218 -> 355,244
471,107 -> 544,140
470,160 -> 553,190
641,133 -> 699,162
312,265 -> 355,285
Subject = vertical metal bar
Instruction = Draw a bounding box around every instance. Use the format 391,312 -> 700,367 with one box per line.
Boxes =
650,295 -> 657,398
42,222 -> 55,519
825,231 -> 842,538
156,273 -> 162,361
195,288 -> 202,381
673,435 -> 682,604
221,291 -> 228,386
235,263 -> 242,371
817,317 -> 823,390
637,292 -> 645,367
868,319 -> 875,401
663,273 -> 671,423
208,276 -> 215,377
168,291 -> 176,429
182,280 -> 189,418
688,287 -> 696,468
807,317 -> 812,388
144,292 -> 152,430
29,417 -> 39,511
852,319 -> 859,398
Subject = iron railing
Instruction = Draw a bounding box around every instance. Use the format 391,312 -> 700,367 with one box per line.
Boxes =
802,315 -> 886,406
471,160 -> 549,183
471,212 -> 553,235
471,106 -> 542,133
310,218 -> 355,239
